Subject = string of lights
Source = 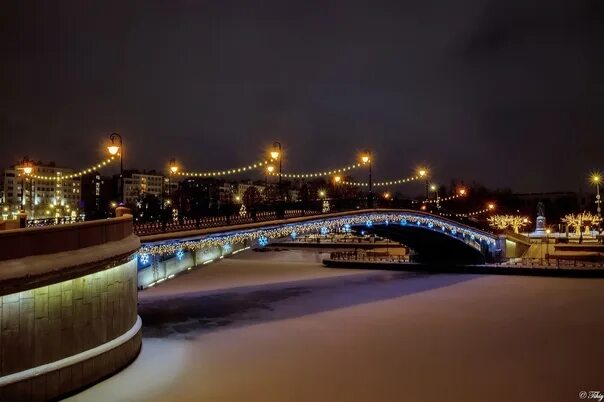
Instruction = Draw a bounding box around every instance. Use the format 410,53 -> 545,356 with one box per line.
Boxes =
268,162 -> 367,179
438,204 -> 496,218
176,160 -> 270,177
139,212 -> 497,257
412,192 -> 467,205
29,156 -> 117,180
343,174 -> 424,187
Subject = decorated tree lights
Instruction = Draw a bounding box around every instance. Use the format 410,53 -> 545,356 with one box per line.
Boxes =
561,212 -> 602,238
488,215 -> 530,234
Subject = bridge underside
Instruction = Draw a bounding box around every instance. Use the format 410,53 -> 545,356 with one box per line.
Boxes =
356,224 -> 486,265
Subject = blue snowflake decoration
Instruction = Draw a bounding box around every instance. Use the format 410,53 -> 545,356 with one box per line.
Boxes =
400,219 -> 407,226
365,220 -> 373,227
385,220 -> 389,226
441,226 -> 446,231
320,226 -> 329,235
470,234 -> 475,240
361,230 -> 366,235
343,224 -> 351,232
451,229 -> 457,235
258,235 -> 269,247
290,231 -> 297,240
416,221 -> 421,226
176,249 -> 185,261
139,253 -> 150,265
222,243 -> 232,254
428,222 -> 434,228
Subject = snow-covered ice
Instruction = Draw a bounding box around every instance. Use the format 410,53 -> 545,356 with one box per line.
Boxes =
66,249 -> 604,402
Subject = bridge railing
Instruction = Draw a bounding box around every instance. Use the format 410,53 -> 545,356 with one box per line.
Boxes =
26,215 -> 85,228
133,208 -> 326,236
503,257 -> 604,269
329,250 -> 409,263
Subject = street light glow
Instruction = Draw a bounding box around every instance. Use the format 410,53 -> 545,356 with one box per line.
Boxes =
458,188 -> 467,196
418,168 -> 427,177
590,172 -> 602,185
270,150 -> 280,160
488,203 -> 495,210
169,158 -> 179,174
267,165 -> 275,173
334,175 -> 342,183
430,184 -> 437,192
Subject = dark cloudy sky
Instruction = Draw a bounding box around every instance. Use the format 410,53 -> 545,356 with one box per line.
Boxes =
1,0 -> 603,192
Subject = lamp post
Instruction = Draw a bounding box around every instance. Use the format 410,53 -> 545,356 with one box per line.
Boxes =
430,184 -> 440,210
271,142 -> 282,201
418,168 -> 428,198
107,133 -> 123,205
545,228 -> 551,262
361,151 -> 372,208
167,158 -> 179,223
168,158 -> 178,202
19,158 -> 33,228
266,165 -> 275,200
590,173 -> 601,218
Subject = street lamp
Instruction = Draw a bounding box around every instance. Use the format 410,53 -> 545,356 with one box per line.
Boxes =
18,158 -> 33,228
545,228 -> 552,261
166,158 -> 179,216
417,167 -> 429,198
168,158 -> 178,199
590,172 -> 601,218
430,184 -> 440,209
107,133 -> 123,205
361,151 -> 372,208
458,188 -> 467,196
487,203 -> 496,211
271,142 -> 282,201
266,165 -> 274,197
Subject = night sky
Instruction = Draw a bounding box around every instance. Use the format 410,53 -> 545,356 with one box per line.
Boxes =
1,1 -> 603,193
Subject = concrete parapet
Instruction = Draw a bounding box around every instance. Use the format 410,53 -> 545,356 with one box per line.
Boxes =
0,217 -> 141,401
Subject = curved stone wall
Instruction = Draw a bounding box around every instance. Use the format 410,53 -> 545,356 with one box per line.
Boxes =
0,216 -> 141,401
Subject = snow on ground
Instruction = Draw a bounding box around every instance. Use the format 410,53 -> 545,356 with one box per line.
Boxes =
139,249 -> 371,300
66,249 -> 604,402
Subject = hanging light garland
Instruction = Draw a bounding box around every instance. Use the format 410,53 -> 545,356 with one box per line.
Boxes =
412,190 -> 468,205
175,160 -> 271,178
29,156 -> 117,180
439,203 -> 496,218
268,161 -> 367,179
343,173 -> 424,187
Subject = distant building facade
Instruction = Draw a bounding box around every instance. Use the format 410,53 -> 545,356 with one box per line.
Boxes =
2,162 -> 81,219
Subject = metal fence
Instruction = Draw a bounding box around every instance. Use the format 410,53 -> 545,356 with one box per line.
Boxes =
329,250 -> 409,263
26,216 -> 85,228
501,257 -> 604,269
133,209 -> 322,236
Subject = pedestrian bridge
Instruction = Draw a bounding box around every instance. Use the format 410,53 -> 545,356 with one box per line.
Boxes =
137,209 -> 503,288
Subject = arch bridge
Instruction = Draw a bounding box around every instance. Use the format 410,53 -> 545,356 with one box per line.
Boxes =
137,209 -> 503,287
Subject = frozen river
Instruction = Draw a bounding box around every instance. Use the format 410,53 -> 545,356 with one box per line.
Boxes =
67,249 -> 604,402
